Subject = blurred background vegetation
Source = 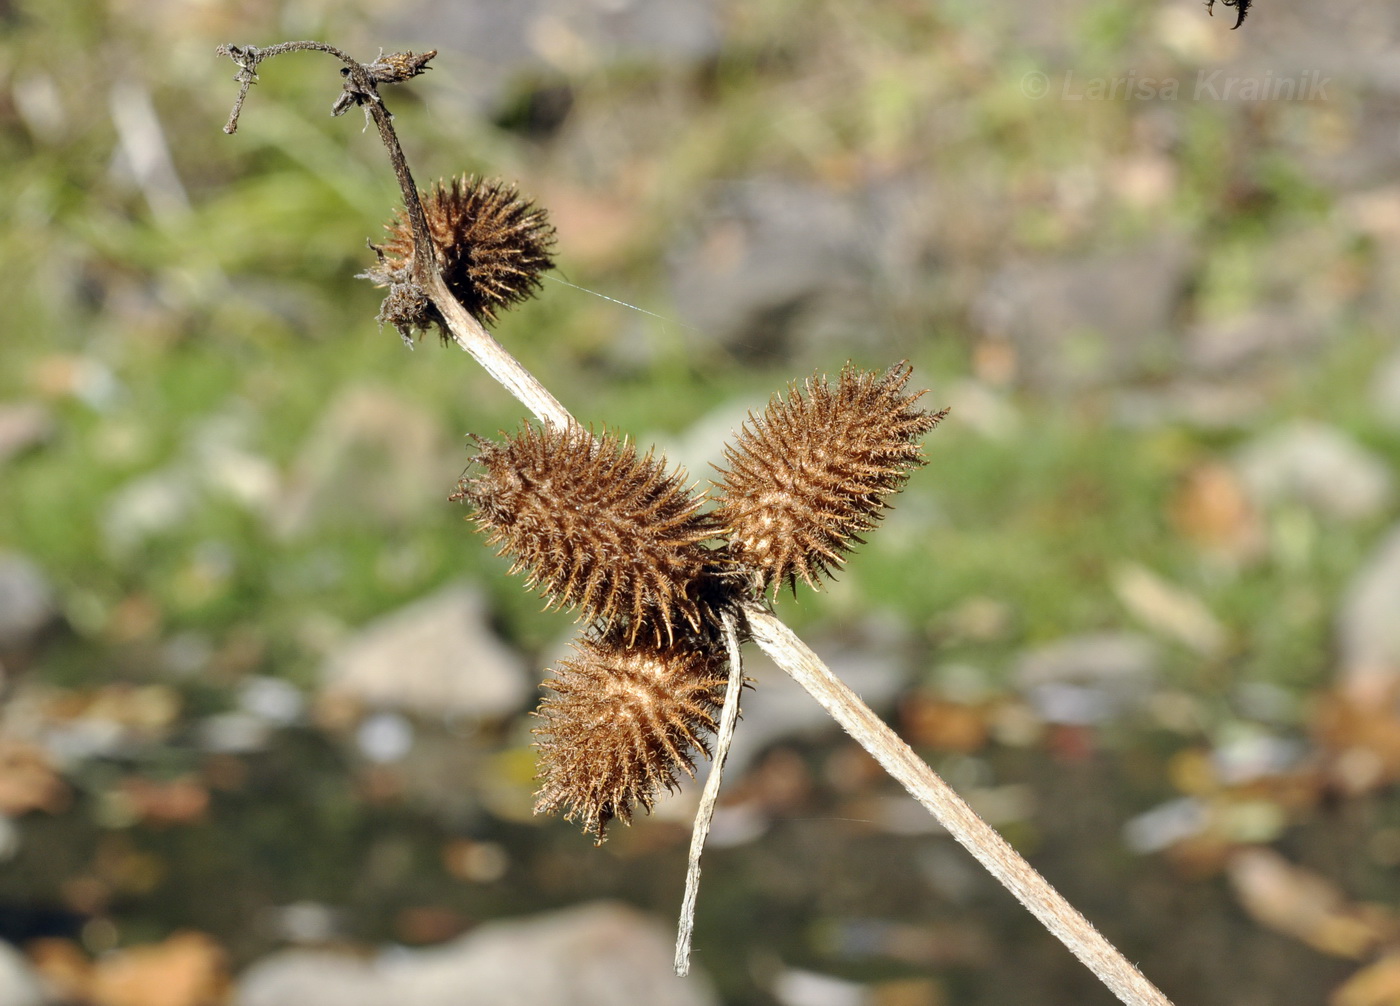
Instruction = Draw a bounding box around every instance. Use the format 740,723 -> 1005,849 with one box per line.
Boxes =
2,0 -> 1400,1003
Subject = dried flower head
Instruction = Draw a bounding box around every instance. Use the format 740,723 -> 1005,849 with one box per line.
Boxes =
712,362 -> 946,596
533,638 -> 730,841
452,424 -> 731,643
364,175 -> 555,336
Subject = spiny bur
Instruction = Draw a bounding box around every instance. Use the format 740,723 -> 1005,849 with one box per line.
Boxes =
712,362 -> 946,596
364,175 -> 555,339
533,638 -> 731,842
452,424 -> 730,644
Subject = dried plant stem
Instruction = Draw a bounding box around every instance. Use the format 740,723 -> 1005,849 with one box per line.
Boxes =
674,612 -> 745,977
411,174 -> 1173,1006
219,41 -> 573,429
744,603 -> 1174,1006
218,46 -> 1174,1006
425,271 -> 574,430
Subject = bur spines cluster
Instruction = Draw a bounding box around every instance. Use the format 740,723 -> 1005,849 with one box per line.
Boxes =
532,639 -> 730,841
453,424 -> 727,646
453,363 -> 943,841
366,175 -> 555,336
711,363 -> 945,596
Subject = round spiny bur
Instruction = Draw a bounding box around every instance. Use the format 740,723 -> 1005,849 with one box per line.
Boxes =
453,424 -> 728,644
712,362 -> 947,596
532,638 -> 730,842
370,175 -> 555,330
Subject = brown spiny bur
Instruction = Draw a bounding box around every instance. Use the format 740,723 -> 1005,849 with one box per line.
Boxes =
365,175 -> 555,335
533,638 -> 730,842
711,362 -> 946,596
364,49 -> 437,84
452,424 -> 729,644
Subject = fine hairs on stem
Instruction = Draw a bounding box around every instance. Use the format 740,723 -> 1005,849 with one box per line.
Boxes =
215,42 -> 1175,1006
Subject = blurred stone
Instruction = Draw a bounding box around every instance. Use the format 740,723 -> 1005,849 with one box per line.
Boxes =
1014,632 -> 1159,725
1372,345 -> 1400,431
355,712 -> 415,764
235,902 -> 718,1006
388,0 -> 721,114
1112,563 -> 1228,657
197,713 -> 272,755
972,236 -> 1191,389
944,380 -> 1019,442
1235,421 -> 1394,522
0,941 -> 46,1006
1123,797 -> 1209,854
1111,379 -> 1270,430
321,584 -> 529,721
272,386 -> 451,540
1210,725 -> 1304,785
102,469 -> 194,555
1337,523 -> 1400,698
667,177 -> 930,362
0,553 -> 57,651
0,401 -> 53,465
237,677 -> 304,725
668,178 -> 867,360
265,902 -> 344,945
1185,308 -> 1329,374
772,969 -> 866,1006
188,411 -> 280,514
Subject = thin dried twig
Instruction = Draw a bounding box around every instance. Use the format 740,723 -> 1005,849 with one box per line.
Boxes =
217,41 -> 571,430
215,46 -> 1175,1006
674,611 -> 745,976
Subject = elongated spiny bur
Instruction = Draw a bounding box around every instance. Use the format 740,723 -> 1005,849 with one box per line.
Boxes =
533,638 -> 731,841
452,424 -> 733,644
364,175 -> 556,338
711,362 -> 946,596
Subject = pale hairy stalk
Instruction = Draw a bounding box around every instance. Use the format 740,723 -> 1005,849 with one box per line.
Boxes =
426,271 -> 574,430
744,603 -> 1175,1006
674,611 -> 745,977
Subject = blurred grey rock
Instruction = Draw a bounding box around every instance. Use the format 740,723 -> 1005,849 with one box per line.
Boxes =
273,386 -> 451,540
0,941 -> 46,1006
198,713 -> 273,755
0,553 -> 57,651
1185,308 -> 1329,374
1372,345 -> 1400,430
1235,421 -> 1393,521
0,402 -> 53,465
321,584 -> 529,721
102,468 -> 194,554
973,236 -> 1191,388
1112,379 -> 1270,431
1015,632 -> 1159,725
1337,523 -> 1400,695
668,177 -> 929,361
1123,797 -> 1208,855
772,968 -> 867,1006
236,902 -> 718,1006
388,0 -> 721,114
